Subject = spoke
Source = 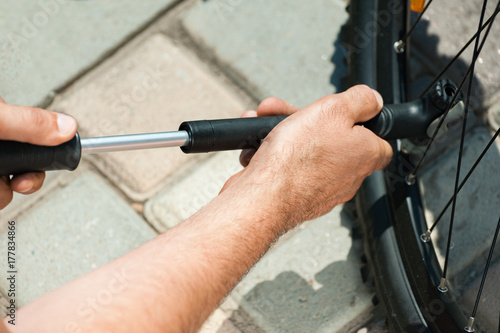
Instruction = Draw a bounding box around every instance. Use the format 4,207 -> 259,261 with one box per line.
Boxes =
464,215 -> 500,332
420,127 -> 500,242
394,0 -> 435,52
406,0 -> 500,184
419,4 -> 500,98
439,0 -> 489,293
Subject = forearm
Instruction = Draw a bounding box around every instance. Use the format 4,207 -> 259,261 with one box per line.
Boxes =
9,178 -> 285,333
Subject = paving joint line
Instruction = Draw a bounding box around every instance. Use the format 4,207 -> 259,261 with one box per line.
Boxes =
37,0 -> 188,109
157,0 -> 263,108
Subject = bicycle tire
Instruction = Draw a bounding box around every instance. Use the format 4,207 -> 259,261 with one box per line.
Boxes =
345,1 -> 469,332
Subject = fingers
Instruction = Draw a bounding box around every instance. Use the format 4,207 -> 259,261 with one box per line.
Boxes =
239,149 -> 255,167
10,172 -> 46,195
238,110 -> 258,167
0,172 -> 46,209
373,137 -> 393,170
354,126 -> 393,171
0,176 -> 13,210
0,104 -> 77,146
240,110 -> 257,118
320,85 -> 384,124
257,97 -> 300,117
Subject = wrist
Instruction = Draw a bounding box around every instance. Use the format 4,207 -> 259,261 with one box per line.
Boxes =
218,168 -> 292,237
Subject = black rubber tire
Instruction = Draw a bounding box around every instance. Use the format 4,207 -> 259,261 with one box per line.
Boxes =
345,1 -> 469,332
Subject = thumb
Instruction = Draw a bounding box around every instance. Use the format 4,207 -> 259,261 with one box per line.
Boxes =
0,104 -> 77,146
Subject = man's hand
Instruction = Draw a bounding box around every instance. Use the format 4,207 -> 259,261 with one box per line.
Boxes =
222,85 -> 392,229
0,96 -> 77,209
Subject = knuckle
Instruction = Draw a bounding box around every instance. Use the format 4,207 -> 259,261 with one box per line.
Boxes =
318,95 -> 348,120
350,84 -> 374,100
26,107 -> 53,130
348,84 -> 378,109
19,107 -> 57,142
260,97 -> 280,105
258,97 -> 281,111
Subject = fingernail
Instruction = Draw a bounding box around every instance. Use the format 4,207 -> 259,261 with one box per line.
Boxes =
17,180 -> 33,193
372,89 -> 384,107
19,185 -> 33,194
57,114 -> 77,136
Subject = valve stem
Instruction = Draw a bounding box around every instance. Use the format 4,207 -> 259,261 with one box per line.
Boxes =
438,277 -> 448,293
393,0 -> 434,54
464,316 -> 475,332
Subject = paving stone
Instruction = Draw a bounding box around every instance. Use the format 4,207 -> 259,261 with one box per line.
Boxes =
144,151 -> 243,232
54,34 -> 246,201
412,0 -> 500,106
200,307 -> 241,333
0,0 -> 176,107
420,127 -> 500,277
0,172 -> 156,306
0,161 -> 91,222
356,322 -> 389,333
181,0 -> 348,107
0,170 -> 63,221
488,102 -> 500,130
228,206 -> 372,333
460,259 -> 500,332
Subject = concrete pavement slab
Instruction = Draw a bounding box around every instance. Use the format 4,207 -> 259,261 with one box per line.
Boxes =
54,34 -> 246,201
0,172 -> 156,306
420,127 -> 500,277
181,0 -> 348,107
229,206 -> 372,332
0,170 -> 63,222
0,0 -> 177,107
200,308 -> 241,333
144,151 -> 242,232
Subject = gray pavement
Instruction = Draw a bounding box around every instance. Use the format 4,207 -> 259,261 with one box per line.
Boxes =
0,0 -> 177,107
0,0 -> 498,332
181,0 -> 348,107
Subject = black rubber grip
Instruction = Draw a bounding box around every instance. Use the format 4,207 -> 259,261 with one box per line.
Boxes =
178,100 -> 438,154
363,100 -> 442,140
179,116 -> 289,153
0,133 -> 82,176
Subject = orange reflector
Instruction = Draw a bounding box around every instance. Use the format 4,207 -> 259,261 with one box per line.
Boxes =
411,0 -> 426,12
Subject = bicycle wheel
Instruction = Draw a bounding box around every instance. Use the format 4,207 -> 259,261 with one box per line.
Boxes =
344,0 -> 487,332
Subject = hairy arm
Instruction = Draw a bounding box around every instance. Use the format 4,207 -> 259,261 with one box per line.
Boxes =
10,178 -> 284,333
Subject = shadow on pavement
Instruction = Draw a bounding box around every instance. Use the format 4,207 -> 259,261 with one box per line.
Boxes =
224,209 -> 371,333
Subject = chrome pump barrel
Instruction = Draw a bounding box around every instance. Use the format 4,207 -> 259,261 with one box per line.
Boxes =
81,131 -> 189,153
